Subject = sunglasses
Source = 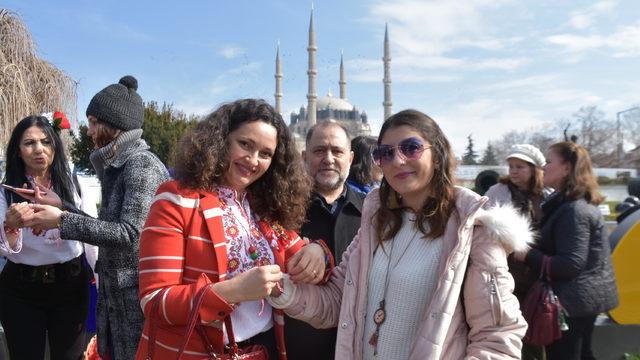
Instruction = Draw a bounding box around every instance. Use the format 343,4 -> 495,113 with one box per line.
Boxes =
371,137 -> 430,166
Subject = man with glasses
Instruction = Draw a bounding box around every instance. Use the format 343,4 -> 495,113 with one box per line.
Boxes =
284,122 -> 365,360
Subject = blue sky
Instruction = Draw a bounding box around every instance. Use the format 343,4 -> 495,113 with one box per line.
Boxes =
4,0 -> 640,155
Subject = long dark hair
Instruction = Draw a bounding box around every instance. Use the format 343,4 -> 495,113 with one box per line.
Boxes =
348,136 -> 377,186
375,110 -> 457,244
3,115 -> 75,205
548,141 -> 603,205
174,99 -> 312,229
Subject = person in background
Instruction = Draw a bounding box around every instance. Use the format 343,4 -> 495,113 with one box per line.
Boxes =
270,109 -> 529,360
485,143 -> 550,359
515,141 -> 618,360
284,122 -> 365,360
347,135 -> 382,195
135,99 -> 331,360
22,76 -> 169,360
0,115 -> 89,359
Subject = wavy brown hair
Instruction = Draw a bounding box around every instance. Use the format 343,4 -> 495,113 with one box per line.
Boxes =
174,99 -> 312,229
375,110 -> 457,244
548,141 -> 603,205
499,163 -> 544,195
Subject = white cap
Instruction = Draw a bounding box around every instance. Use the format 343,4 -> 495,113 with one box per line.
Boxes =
507,144 -> 546,167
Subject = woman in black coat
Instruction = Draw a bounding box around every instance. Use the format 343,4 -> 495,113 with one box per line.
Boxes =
515,141 -> 618,360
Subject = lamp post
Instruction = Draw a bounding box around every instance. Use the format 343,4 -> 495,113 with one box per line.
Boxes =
616,106 -> 640,167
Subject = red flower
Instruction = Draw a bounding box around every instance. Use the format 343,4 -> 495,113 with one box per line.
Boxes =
53,111 -> 71,129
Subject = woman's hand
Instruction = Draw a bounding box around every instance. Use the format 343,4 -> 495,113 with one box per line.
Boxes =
287,242 -> 326,285
4,202 -> 34,229
19,181 -> 62,208
213,265 -> 284,304
23,204 -> 63,231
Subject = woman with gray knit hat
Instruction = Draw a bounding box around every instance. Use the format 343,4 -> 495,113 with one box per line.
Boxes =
484,143 -> 551,360
23,75 -> 169,360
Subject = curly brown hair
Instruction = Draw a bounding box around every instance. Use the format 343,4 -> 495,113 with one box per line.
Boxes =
375,110 -> 457,245
174,99 -> 312,229
548,141 -> 603,205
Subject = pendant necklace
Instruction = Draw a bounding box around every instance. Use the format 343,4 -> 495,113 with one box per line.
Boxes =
369,228 -> 421,355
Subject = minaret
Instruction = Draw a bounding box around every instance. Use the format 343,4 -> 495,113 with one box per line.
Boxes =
339,50 -> 346,100
383,23 -> 392,120
306,6 -> 317,126
274,41 -> 283,114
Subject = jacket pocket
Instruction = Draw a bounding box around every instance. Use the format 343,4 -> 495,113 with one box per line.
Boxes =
488,272 -> 503,326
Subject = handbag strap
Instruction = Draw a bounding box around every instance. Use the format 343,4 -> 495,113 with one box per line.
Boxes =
540,256 -> 552,282
176,285 -> 240,359
146,287 -> 170,360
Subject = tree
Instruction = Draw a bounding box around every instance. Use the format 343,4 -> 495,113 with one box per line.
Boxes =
462,134 -> 478,165
70,125 -> 95,175
480,143 -> 498,165
1,10 -> 77,159
142,101 -> 198,167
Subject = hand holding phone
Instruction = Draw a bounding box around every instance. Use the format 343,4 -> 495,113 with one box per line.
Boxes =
1,184 -> 36,195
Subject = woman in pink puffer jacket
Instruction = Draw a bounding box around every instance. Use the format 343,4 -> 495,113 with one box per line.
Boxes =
271,110 -> 530,359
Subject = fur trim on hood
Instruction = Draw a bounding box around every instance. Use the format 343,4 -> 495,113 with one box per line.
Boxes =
474,203 -> 533,254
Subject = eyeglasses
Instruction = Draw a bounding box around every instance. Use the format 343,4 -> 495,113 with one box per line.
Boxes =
371,137 -> 430,166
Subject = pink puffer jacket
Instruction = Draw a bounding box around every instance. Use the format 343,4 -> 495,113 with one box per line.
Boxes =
273,187 -> 530,359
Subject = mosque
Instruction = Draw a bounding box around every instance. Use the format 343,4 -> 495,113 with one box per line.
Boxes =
273,9 -> 392,147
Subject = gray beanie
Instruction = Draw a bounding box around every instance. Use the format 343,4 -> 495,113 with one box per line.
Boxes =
86,75 -> 144,130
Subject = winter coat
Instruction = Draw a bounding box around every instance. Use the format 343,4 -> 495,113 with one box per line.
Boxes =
60,138 -> 168,359
135,181 -> 311,360
272,187 -> 530,359
525,193 -> 618,317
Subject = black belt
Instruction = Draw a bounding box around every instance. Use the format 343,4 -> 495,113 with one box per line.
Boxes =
5,256 -> 84,283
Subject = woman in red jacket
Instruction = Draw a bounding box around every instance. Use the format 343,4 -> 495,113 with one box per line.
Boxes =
135,99 -> 329,360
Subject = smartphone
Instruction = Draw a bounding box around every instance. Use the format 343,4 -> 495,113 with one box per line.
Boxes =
1,184 -> 36,195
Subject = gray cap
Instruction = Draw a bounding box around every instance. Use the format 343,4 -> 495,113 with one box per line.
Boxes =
86,75 -> 143,130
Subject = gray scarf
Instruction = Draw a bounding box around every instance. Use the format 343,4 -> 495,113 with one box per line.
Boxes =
90,129 -> 143,181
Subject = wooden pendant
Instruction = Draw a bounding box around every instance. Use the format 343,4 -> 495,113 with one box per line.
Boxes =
369,332 -> 378,346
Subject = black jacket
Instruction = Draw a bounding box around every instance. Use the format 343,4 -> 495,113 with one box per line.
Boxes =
525,193 -> 618,317
284,185 -> 364,360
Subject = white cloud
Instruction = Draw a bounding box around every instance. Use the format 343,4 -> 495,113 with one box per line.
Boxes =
569,0 -> 617,30
546,21 -> 640,58
368,0 -> 517,57
218,46 -> 246,59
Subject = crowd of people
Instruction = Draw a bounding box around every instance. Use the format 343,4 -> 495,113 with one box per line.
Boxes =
0,74 -> 619,360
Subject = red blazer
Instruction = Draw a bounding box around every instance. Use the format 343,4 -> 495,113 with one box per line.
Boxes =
135,180 -> 306,360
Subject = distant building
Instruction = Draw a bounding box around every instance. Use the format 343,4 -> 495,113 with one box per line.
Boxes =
274,9 -> 392,149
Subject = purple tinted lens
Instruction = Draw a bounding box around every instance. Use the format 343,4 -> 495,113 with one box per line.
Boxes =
373,146 -> 393,164
398,139 -> 424,159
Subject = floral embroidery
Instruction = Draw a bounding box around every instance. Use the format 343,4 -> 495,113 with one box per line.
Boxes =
216,186 -> 274,280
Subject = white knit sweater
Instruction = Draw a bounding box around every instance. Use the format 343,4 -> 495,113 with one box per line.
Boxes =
363,212 -> 443,360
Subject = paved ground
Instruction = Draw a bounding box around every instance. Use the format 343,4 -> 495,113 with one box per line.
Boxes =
593,315 -> 640,360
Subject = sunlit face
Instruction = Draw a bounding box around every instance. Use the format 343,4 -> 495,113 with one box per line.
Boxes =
507,157 -> 534,190
19,125 -> 55,176
378,125 -> 434,207
222,121 -> 278,193
303,124 -> 354,194
543,149 -> 570,190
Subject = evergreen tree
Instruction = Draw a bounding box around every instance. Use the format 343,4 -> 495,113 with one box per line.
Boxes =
70,125 -> 95,175
480,143 -> 498,165
142,101 -> 198,168
462,134 -> 478,165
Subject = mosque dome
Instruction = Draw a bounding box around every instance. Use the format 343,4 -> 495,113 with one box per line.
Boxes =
316,91 -> 353,111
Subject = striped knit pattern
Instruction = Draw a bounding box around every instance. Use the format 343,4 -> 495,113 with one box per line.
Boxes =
135,180 -> 304,360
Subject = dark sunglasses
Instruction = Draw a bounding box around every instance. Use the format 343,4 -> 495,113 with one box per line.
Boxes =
371,137 -> 430,166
